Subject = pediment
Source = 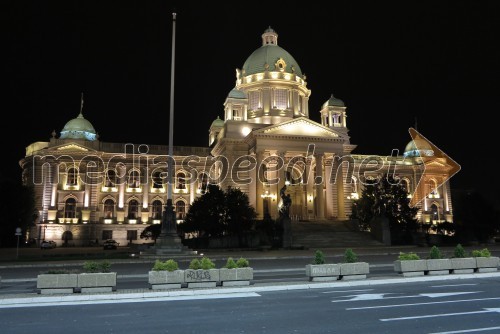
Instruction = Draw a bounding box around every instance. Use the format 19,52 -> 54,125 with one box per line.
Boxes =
53,142 -> 94,152
254,117 -> 341,138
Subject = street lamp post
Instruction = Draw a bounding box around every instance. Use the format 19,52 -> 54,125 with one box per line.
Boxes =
15,227 -> 22,260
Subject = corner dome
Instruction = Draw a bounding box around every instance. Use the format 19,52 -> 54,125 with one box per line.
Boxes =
60,113 -> 97,141
210,116 -> 224,128
228,88 -> 246,99
403,138 -> 434,157
323,94 -> 345,108
242,28 -> 303,77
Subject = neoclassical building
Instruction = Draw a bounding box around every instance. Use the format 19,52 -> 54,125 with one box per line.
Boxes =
20,28 -> 454,246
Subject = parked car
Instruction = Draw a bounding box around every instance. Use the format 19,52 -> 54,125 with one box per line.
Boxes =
40,240 -> 56,249
103,239 -> 119,250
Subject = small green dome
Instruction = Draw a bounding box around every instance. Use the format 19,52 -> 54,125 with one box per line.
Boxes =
210,116 -> 224,128
228,88 -> 246,99
404,138 -> 434,157
60,113 -> 97,141
323,94 -> 345,108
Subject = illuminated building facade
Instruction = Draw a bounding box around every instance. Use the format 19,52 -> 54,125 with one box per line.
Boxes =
20,28 -> 453,246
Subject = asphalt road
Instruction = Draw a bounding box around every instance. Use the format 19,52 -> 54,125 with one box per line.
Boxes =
2,277 -> 500,333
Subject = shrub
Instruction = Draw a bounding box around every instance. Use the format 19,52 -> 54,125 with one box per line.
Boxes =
429,246 -> 442,259
225,257 -> 237,269
454,244 -> 467,258
83,260 -> 111,273
153,259 -> 179,271
344,248 -> 358,263
200,257 -> 215,270
398,252 -> 420,260
236,257 -> 250,268
314,250 -> 325,265
472,248 -> 491,257
189,258 -> 201,270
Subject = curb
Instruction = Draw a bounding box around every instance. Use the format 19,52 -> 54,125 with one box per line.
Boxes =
1,272 -> 500,308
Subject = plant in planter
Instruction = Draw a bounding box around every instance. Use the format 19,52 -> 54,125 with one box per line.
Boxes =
426,246 -> 451,275
78,261 -> 116,293
219,257 -> 254,286
37,268 -> 78,294
339,248 -> 369,280
305,250 -> 340,282
394,252 -> 427,277
472,248 -> 499,273
149,259 -> 184,290
451,244 -> 476,274
185,257 -> 219,288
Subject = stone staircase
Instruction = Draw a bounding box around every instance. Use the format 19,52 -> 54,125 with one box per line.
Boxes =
291,220 -> 384,249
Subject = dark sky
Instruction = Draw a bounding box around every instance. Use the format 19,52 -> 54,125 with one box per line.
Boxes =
4,1 -> 499,206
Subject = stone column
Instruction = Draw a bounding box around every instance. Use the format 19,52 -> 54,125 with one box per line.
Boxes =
315,154 -> 325,219
328,111 -> 333,127
334,154 -> 346,219
324,159 -> 333,219
256,151 -> 265,219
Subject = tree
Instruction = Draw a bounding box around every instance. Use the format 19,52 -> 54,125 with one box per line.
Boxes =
351,175 -> 418,238
0,179 -> 36,247
140,224 -> 161,241
178,185 -> 256,241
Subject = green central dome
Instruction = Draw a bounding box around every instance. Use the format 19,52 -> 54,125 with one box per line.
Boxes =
60,113 -> 97,141
242,28 -> 303,77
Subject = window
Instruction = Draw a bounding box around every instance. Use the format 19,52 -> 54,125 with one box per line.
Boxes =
232,109 -> 241,120
401,179 -> 410,193
176,201 -> 186,220
127,230 -> 138,241
152,200 -> 163,219
128,200 -> 139,219
199,173 -> 209,193
431,204 -> 439,221
105,170 -> 116,187
274,89 -> 288,109
427,179 -> 438,197
152,171 -> 163,188
249,91 -> 260,110
102,230 -> 113,240
128,170 -> 140,188
104,199 -> 115,218
177,172 -> 186,190
64,198 -> 77,218
67,168 -> 78,186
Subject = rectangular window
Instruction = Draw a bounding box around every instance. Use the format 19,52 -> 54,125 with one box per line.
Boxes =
249,91 -> 260,110
127,230 -> 138,241
102,230 -> 113,240
274,89 -> 288,109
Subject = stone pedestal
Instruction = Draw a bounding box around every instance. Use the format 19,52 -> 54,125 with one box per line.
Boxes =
280,217 -> 292,248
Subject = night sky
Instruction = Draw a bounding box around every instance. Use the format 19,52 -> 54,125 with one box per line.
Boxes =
4,1 -> 499,207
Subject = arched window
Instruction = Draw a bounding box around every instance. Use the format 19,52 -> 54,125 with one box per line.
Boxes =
176,201 -> 186,220
427,179 -> 438,197
430,203 -> 439,221
128,200 -> 139,219
104,199 -> 115,218
177,172 -> 186,190
199,173 -> 209,193
152,200 -> 163,219
67,168 -> 78,186
401,178 -> 410,193
128,170 -> 140,188
105,170 -> 116,187
64,198 -> 77,218
152,171 -> 163,189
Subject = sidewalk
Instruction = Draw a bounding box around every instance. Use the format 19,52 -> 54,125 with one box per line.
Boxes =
2,271 -> 500,309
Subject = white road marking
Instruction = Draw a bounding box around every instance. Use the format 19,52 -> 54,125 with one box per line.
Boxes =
431,284 -> 478,288
322,289 -> 373,294
334,291 -> 480,303
0,292 -> 261,309
347,297 -> 500,310
381,308 -> 500,322
429,326 -> 500,333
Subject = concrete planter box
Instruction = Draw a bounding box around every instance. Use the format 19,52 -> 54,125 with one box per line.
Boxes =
148,270 -> 185,289
339,262 -> 369,280
426,259 -> 452,275
185,269 -> 219,288
476,257 -> 500,273
451,258 -> 476,274
219,268 -> 253,286
305,264 -> 340,282
394,260 -> 427,277
77,272 -> 117,293
37,274 -> 78,294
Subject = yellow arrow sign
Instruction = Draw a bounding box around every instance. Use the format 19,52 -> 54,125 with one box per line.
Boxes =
408,128 -> 461,207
